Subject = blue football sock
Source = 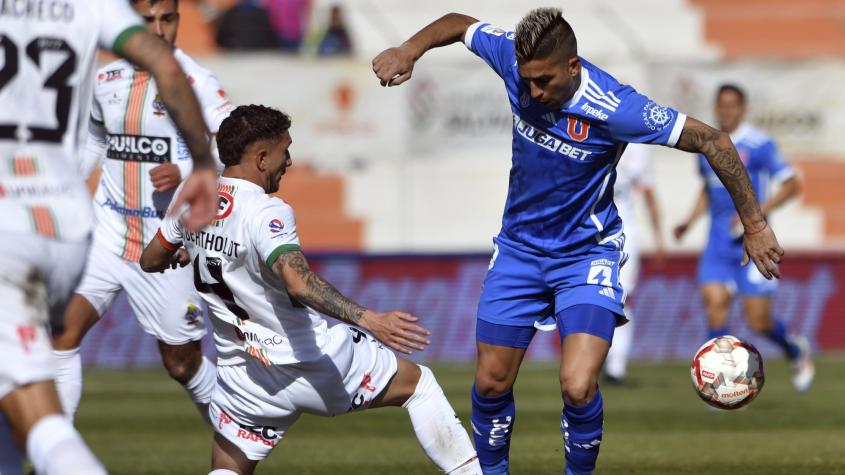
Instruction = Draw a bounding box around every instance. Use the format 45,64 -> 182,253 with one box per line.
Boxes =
766,320 -> 801,360
562,388 -> 603,475
471,385 -> 515,474
708,326 -> 729,340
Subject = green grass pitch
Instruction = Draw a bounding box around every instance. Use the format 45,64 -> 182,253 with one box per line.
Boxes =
76,357 -> 845,474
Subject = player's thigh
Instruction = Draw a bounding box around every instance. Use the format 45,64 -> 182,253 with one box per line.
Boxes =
209,365 -> 299,463
122,261 -> 207,345
0,236 -> 85,406
211,432 -> 258,475
547,238 -> 627,328
370,356 -> 421,408
157,340 -> 203,384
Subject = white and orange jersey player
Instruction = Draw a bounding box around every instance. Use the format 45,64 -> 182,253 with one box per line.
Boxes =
0,0 -> 218,474
51,0 -> 235,431
142,105 -> 481,475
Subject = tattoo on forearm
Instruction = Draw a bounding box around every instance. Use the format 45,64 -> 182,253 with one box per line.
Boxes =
277,252 -> 365,324
676,121 -> 763,226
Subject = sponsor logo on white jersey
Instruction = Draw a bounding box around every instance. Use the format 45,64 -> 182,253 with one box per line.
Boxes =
107,134 -> 171,163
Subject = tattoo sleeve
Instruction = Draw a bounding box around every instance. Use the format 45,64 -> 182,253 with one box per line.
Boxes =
675,118 -> 765,229
274,251 -> 366,325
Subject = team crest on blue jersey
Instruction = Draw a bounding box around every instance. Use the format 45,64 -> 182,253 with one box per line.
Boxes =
520,92 -> 530,108
642,101 -> 673,131
269,218 -> 284,234
152,95 -> 166,117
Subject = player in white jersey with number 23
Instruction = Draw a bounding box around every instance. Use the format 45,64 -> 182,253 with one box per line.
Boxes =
0,0 -> 219,473
141,105 -> 481,475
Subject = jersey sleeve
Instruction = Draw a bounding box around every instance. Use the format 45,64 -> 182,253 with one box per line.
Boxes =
759,140 -> 795,182
199,74 -> 235,135
80,97 -> 107,179
157,204 -> 184,251
98,1 -> 145,55
251,199 -> 302,269
464,22 -> 516,79
605,86 -> 687,147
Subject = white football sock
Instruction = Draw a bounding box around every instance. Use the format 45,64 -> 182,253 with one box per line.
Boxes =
26,414 -> 105,475
0,414 -> 24,475
208,470 -> 238,475
403,366 -> 480,474
184,356 -> 215,425
53,348 -> 83,421
605,310 -> 634,379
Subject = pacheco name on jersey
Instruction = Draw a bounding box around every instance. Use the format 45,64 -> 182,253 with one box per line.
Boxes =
0,0 -> 75,22
107,134 -> 171,164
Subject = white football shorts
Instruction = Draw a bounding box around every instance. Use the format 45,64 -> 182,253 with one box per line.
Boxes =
209,324 -> 398,460
0,234 -> 88,399
75,243 -> 206,345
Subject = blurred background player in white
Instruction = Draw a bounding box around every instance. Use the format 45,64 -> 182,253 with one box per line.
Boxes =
52,0 -> 235,425
140,105 -> 481,475
0,1 -> 218,473
674,84 -> 814,392
604,144 -> 664,385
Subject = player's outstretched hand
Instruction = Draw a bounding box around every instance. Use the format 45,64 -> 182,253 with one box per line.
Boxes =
150,163 -> 182,192
171,167 -> 217,232
372,45 -> 416,87
360,310 -> 431,354
742,222 -> 784,280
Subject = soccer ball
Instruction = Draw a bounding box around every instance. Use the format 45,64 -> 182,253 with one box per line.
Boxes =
690,335 -> 765,410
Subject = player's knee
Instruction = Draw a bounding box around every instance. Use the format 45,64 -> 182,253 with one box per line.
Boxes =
560,373 -> 597,406
474,365 -> 515,397
161,351 -> 200,385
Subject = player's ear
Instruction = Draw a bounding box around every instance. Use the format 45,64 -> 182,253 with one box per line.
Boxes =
567,57 -> 580,78
255,148 -> 269,172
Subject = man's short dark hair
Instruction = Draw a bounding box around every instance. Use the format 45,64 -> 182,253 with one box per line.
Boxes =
217,105 -> 292,167
717,83 -> 747,104
514,7 -> 577,63
131,0 -> 179,7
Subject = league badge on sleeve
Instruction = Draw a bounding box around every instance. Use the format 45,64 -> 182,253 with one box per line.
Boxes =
642,101 -> 673,131
269,218 -> 285,236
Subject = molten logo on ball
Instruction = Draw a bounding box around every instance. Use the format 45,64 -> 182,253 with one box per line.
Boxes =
690,335 -> 765,410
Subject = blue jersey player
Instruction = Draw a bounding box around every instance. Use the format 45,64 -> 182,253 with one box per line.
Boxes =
373,9 -> 784,474
674,84 -> 814,393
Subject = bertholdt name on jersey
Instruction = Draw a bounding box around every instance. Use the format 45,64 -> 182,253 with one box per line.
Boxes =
0,0 -> 73,21
107,134 -> 171,164
513,114 -> 592,161
184,230 -> 242,258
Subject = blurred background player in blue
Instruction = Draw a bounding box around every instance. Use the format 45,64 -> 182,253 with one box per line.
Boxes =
674,84 -> 814,392
373,8 -> 784,475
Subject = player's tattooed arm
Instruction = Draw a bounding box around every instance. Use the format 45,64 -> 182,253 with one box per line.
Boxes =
675,117 -> 784,279
373,13 -> 478,87
274,251 -> 431,354
274,251 -> 366,324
